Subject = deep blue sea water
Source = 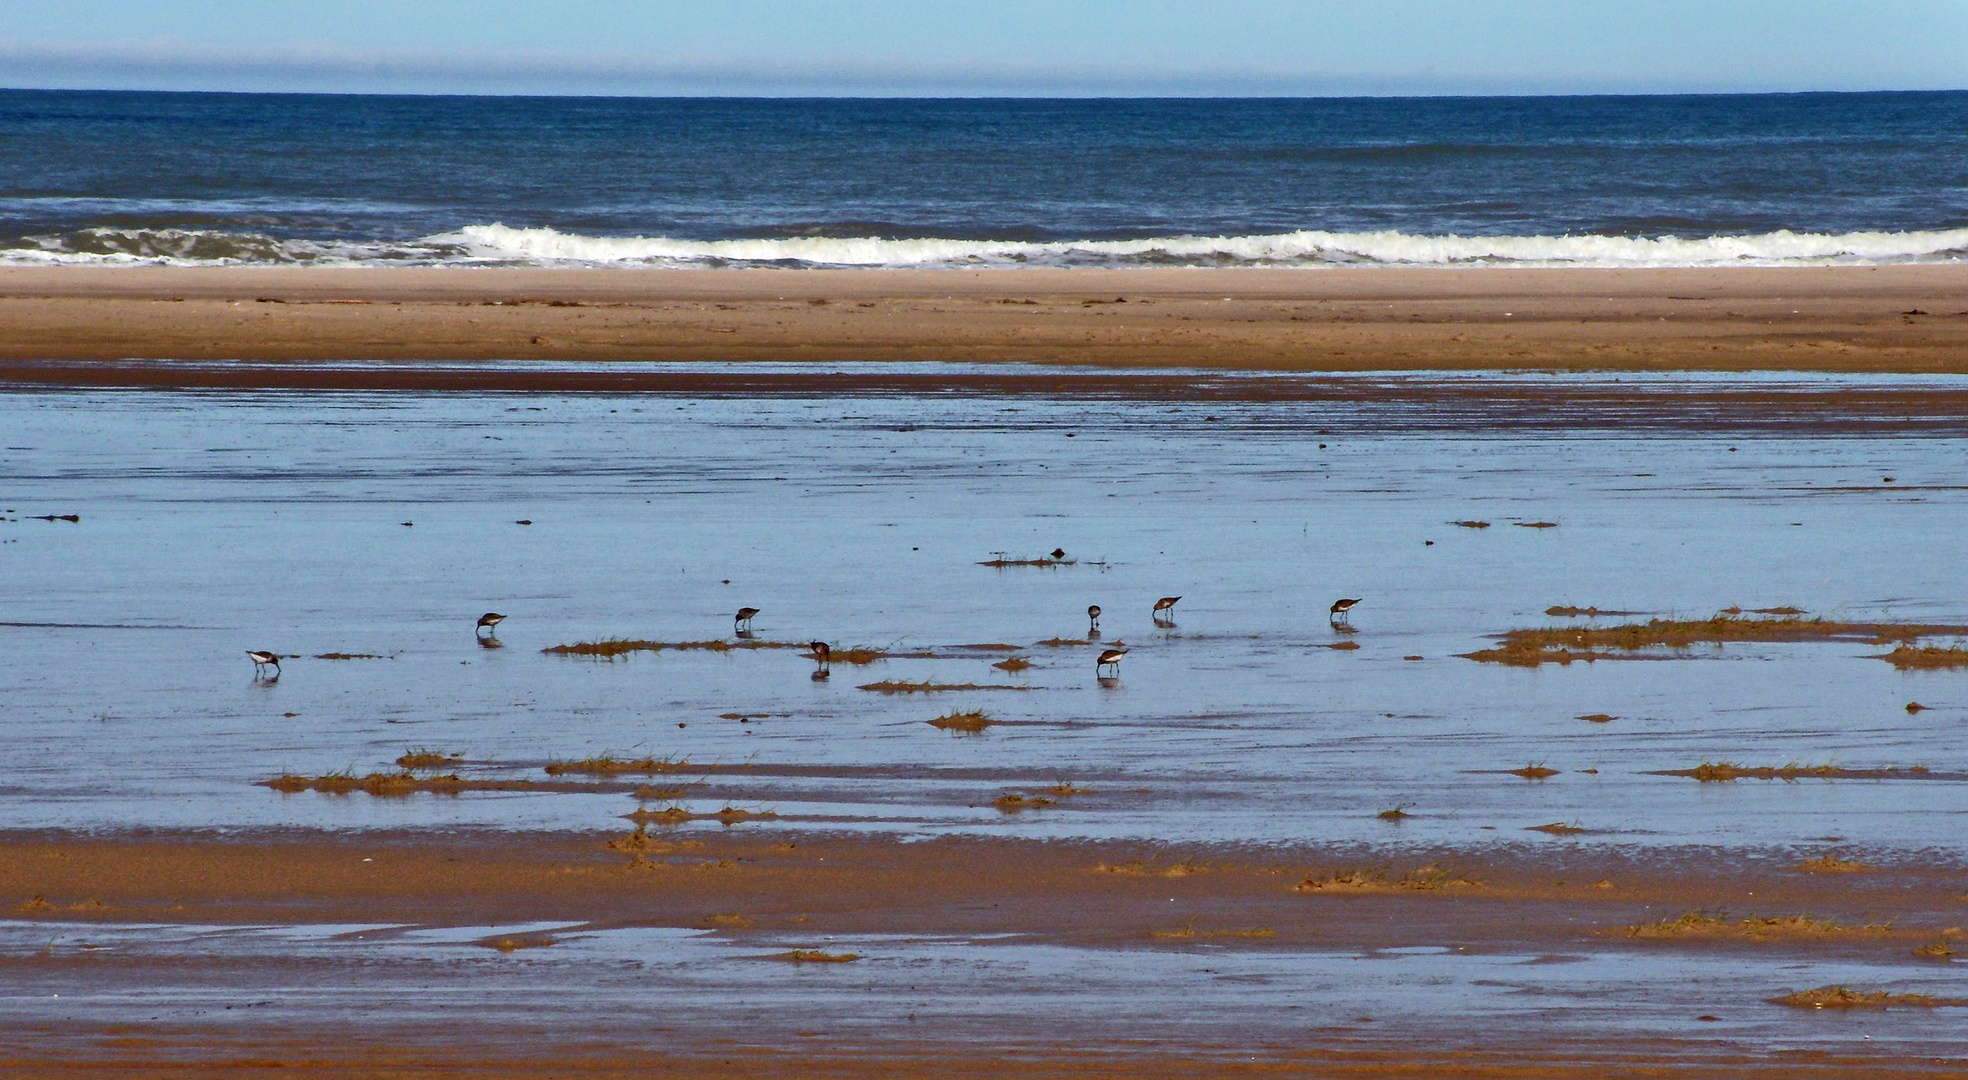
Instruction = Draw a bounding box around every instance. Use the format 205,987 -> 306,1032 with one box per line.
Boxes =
2,88 -> 1966,267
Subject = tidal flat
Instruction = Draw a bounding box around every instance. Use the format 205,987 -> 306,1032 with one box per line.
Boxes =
3,370 -> 1967,1076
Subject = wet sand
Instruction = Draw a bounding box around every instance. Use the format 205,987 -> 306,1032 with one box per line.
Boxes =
2,264 -> 1967,374
5,374 -> 1968,1076
6,829 -> 1965,1077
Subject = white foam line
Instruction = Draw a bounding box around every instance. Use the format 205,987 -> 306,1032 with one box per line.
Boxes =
5,223 -> 1966,269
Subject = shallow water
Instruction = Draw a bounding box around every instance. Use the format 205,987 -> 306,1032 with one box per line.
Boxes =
7,918 -> 1966,1056
2,372 -> 1967,853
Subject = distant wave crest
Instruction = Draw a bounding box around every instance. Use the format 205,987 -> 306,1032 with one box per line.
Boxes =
7,222 -> 1968,269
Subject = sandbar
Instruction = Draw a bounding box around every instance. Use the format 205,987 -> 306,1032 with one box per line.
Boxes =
1,265 -> 1965,379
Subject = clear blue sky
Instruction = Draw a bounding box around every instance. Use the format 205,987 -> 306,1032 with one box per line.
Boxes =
2,1 -> 1963,96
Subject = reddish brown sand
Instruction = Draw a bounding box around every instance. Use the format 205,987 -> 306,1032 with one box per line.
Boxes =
4,830 -> 1965,1077
1,264 -> 1966,373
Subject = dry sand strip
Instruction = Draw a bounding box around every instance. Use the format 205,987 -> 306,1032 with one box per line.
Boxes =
5,829 -> 1963,949
1,264 -> 1966,372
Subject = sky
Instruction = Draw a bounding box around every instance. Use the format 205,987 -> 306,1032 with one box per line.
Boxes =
1,0 -> 1964,97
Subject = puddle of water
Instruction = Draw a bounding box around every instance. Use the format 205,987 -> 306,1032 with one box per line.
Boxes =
0,378 -> 1964,852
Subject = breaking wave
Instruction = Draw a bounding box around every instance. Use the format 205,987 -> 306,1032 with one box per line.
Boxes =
7,222 -> 1968,269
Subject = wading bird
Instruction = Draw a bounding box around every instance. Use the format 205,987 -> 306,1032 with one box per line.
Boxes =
1096,645 -> 1128,676
1152,596 -> 1181,622
476,612 -> 505,636
808,641 -> 831,679
247,650 -> 281,676
1329,597 -> 1362,623
1087,604 -> 1102,634
735,607 -> 759,633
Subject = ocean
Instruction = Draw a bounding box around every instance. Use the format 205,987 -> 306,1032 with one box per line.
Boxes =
2,88 -> 1966,268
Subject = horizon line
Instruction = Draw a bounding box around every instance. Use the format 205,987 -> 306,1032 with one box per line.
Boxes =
5,84 -> 1966,102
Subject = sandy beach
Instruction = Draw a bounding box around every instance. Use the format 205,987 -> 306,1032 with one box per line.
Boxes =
2,265 -> 1966,378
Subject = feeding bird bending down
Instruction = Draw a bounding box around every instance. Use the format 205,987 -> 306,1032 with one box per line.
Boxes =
247,650 -> 281,676
1096,645 -> 1128,676
1152,596 -> 1180,622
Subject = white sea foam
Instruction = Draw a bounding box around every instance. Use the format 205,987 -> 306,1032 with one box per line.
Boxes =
432,223 -> 1968,268
6,222 -> 1967,269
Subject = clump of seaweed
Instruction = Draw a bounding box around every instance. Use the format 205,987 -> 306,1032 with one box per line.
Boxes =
1873,645 -> 1968,669
1796,855 -> 1877,874
992,656 -> 1033,672
620,805 -> 776,828
826,646 -> 904,664
261,771 -> 473,796
1034,637 -> 1089,647
979,552 -> 1076,568
1095,860 -> 1209,878
1623,912 -> 1891,941
1450,520 -> 1491,529
1545,606 -> 1642,617
542,638 -> 807,658
396,749 -> 462,770
1152,924 -> 1276,940
1377,806 -> 1411,821
1463,615 -> 1968,667
1527,821 -> 1587,835
1294,864 -> 1478,893
1658,763 -> 1931,782
862,680 -> 1027,694
1772,986 -> 1957,1009
992,793 -> 1057,813
927,710 -> 994,733
697,913 -> 756,930
544,754 -> 689,776
314,652 -> 387,660
1577,713 -> 1617,723
1508,765 -> 1560,780
479,934 -> 558,952
766,949 -> 858,963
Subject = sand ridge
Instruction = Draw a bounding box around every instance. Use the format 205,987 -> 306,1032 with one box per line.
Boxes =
1,264 -> 1966,372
